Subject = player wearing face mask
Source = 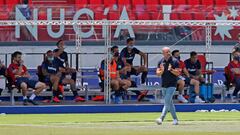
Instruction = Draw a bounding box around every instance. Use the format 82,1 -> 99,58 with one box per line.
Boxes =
42,50 -> 85,103
41,50 -> 63,102
120,38 -> 148,85
96,46 -> 132,104
227,51 -> 240,103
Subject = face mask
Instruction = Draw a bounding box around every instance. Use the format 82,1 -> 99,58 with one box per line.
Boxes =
238,56 -> 240,62
128,46 -> 134,49
48,57 -> 54,62
114,52 -> 119,57
234,55 -> 239,61
175,56 -> 180,60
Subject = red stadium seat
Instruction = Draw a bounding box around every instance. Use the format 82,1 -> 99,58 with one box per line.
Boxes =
132,0 -> 145,11
188,0 -> 200,5
118,0 -> 131,5
75,0 -> 88,5
132,0 -> 145,5
108,11 -> 120,20
75,0 -> 88,9
159,0 -> 173,5
0,12 -> 9,20
0,0 -> 4,4
66,0 -> 75,4
201,0 -> 214,5
146,0 -> 159,5
118,0 -> 131,9
193,13 -> 206,20
88,0 -> 103,12
173,0 -> 187,5
187,0 -> 201,13
89,0 -> 102,5
127,12 -> 137,20
180,13 -> 192,20
170,13 -> 179,20
137,12 -> 150,20
5,0 -> 20,5
215,0 -> 227,5
150,12 -> 163,20
214,6 -> 228,14
146,0 -> 159,12
103,0 -> 117,7
27,0 -> 33,5
94,12 -> 104,20
5,0 -> 20,12
206,14 -> 215,20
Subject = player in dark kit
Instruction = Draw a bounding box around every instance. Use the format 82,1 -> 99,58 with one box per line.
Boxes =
120,38 -> 148,85
53,40 -> 77,83
42,50 -> 85,103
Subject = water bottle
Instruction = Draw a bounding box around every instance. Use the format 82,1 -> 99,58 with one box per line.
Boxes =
83,82 -> 89,101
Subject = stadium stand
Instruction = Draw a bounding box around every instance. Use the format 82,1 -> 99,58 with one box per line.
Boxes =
103,0 -> 117,7
173,0 -> 187,5
145,0 -> 159,12
188,0 -> 200,5
159,0 -> 173,5
0,0 -> 238,106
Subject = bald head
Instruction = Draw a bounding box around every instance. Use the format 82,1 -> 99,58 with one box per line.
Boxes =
162,47 -> 171,58
162,47 -> 170,52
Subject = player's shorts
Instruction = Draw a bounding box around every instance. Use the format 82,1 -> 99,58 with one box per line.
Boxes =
130,67 -> 139,76
45,75 -> 65,84
16,77 -> 39,89
0,67 -> 6,76
177,76 -> 191,85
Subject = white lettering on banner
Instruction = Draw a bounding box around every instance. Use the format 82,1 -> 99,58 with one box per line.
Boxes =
162,5 -> 172,20
217,80 -> 224,85
47,8 -> 65,38
213,80 -> 224,86
147,82 -> 160,86
15,7 -> 38,40
73,8 -> 95,38
14,6 -> 170,39
114,6 -> 135,38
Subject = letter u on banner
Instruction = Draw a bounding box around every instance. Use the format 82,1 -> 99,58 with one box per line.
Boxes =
47,8 -> 65,38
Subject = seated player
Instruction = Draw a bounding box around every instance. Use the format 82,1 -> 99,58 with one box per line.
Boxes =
172,50 -> 204,103
41,50 -> 64,102
120,38 -> 148,85
8,51 -> 46,105
0,59 -> 7,95
0,60 -> 7,95
0,59 -> 6,77
232,33 -> 240,52
111,45 -> 148,101
41,50 -> 85,103
184,51 -> 205,83
226,50 -> 240,103
53,40 -> 77,84
97,47 -> 132,104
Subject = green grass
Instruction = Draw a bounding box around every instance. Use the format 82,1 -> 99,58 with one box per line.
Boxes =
0,112 -> 240,135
